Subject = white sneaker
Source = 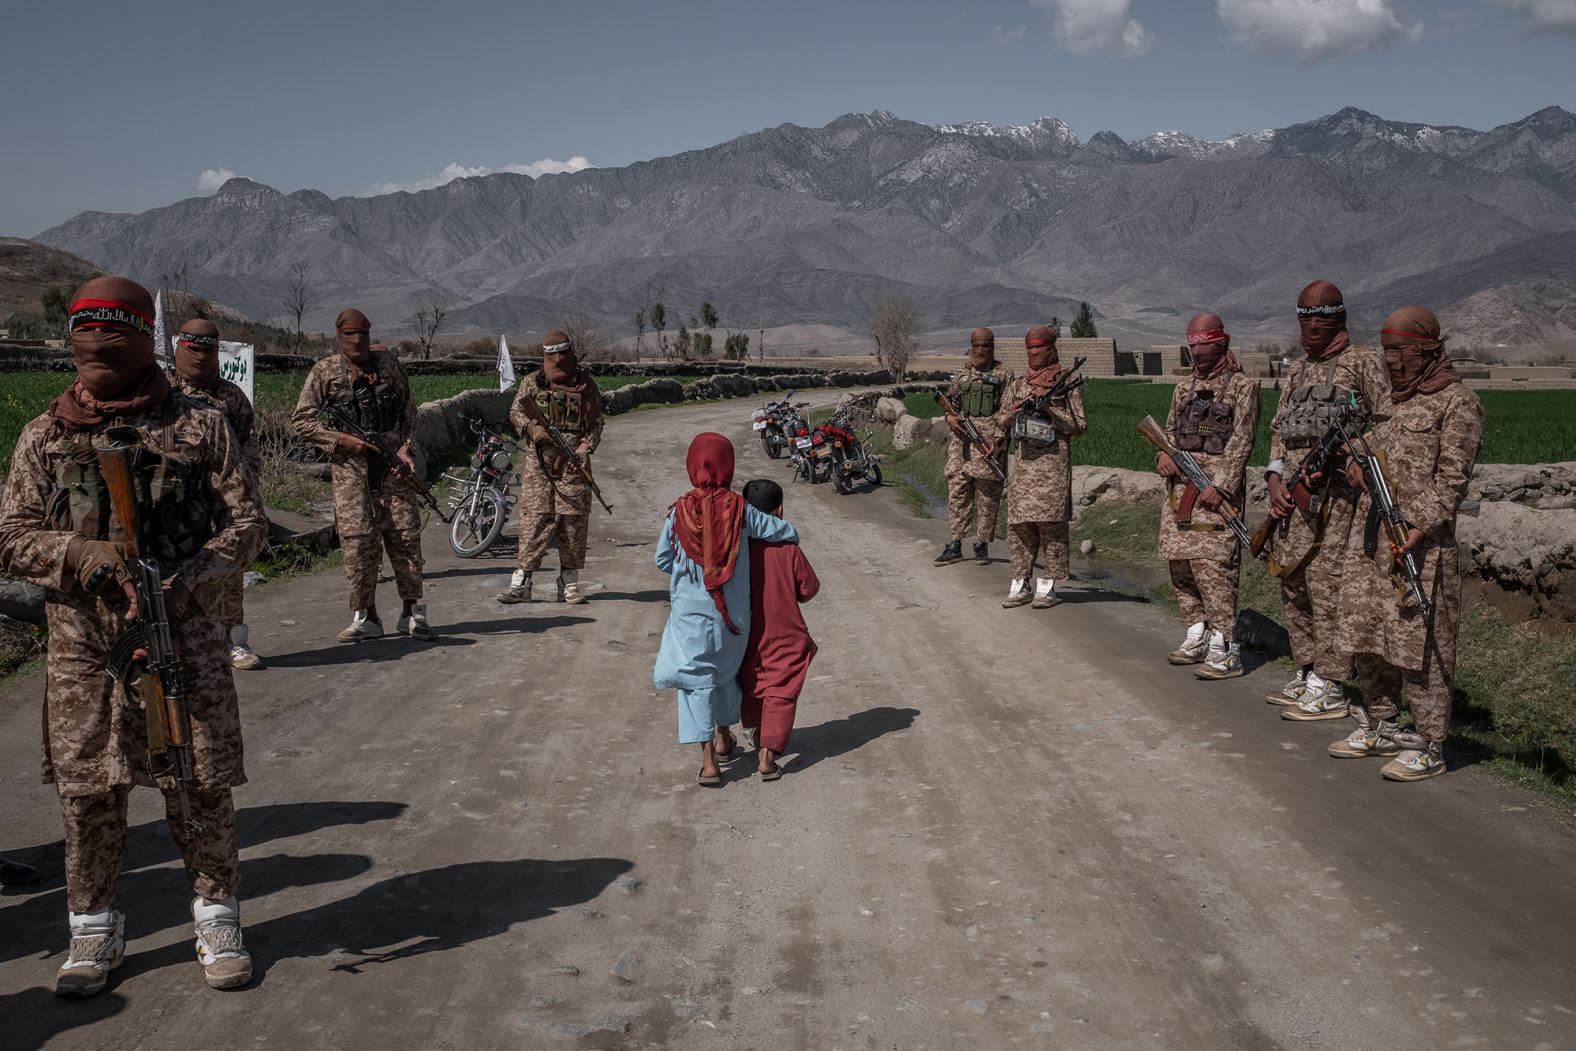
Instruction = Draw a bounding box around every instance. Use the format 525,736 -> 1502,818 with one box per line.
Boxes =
56,909 -> 125,997
1281,674 -> 1350,721
1329,709 -> 1402,758
1002,578 -> 1032,608
397,604 -> 436,640
1266,668 -> 1308,706
1169,621 -> 1209,664
1031,577 -> 1060,609
192,896 -> 252,989
1195,638 -> 1243,680
561,569 -> 589,606
228,626 -> 263,670
337,610 -> 383,643
1381,742 -> 1446,781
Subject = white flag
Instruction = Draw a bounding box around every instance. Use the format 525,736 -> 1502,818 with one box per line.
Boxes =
498,334 -> 515,392
153,290 -> 172,367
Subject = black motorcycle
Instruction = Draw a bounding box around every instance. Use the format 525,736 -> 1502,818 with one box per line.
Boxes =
752,392 -> 807,460
442,416 -> 520,557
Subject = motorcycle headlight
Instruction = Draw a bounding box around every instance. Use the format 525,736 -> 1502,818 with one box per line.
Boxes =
488,450 -> 513,471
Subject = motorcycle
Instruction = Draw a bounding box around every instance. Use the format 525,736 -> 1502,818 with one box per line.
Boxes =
752,391 -> 807,460
819,410 -> 883,494
441,416 -> 521,557
785,414 -> 833,485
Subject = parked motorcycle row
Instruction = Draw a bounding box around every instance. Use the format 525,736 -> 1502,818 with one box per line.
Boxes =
751,391 -> 884,495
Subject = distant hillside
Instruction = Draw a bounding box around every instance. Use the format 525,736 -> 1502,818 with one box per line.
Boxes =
35,105 -> 1576,345
0,238 -> 100,319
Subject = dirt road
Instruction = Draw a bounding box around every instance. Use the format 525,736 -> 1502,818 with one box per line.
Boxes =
2,392 -> 1573,1050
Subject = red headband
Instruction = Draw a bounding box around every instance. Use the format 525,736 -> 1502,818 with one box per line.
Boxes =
1187,329 -> 1227,345
1381,330 -> 1430,339
1026,338 -> 1055,348
68,297 -> 154,335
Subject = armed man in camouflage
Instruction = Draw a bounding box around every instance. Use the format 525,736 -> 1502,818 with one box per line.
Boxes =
0,276 -> 266,996
1155,314 -> 1261,679
1327,306 -> 1483,781
292,309 -> 434,642
994,325 -> 1085,608
935,327 -> 1014,567
168,319 -> 264,669
496,330 -> 606,605
1262,281 -> 1391,722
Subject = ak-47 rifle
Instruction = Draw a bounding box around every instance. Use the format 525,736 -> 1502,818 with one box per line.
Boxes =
515,397 -> 614,514
97,440 -> 201,841
324,405 -> 452,523
934,388 -> 1008,483
1338,420 -> 1433,618
1248,390 -> 1365,558
1137,414 -> 1254,551
1019,356 -> 1088,417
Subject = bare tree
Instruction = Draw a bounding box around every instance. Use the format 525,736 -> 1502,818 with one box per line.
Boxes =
559,310 -> 616,361
868,296 -> 919,381
282,261 -> 313,349
409,301 -> 449,360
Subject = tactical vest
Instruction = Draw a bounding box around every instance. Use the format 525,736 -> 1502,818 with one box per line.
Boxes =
45,421 -> 219,563
534,385 -> 587,434
956,372 -> 1004,417
1280,381 -> 1356,449
1173,380 -> 1235,456
331,359 -> 404,434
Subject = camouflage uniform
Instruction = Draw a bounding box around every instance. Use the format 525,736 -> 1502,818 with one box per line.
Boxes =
291,352 -> 424,610
1160,371 -> 1260,641
0,396 -> 266,912
1265,346 -> 1390,679
169,370 -> 260,628
1335,385 -> 1483,743
995,377 -> 1086,578
944,363 -> 1014,543
509,370 -> 606,574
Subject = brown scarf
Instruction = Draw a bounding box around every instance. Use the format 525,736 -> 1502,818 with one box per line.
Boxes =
1186,313 -> 1240,378
1381,305 -> 1460,403
1297,280 -> 1350,362
1023,325 -> 1063,394
336,308 -> 374,372
49,276 -> 170,432
539,329 -> 602,429
175,319 -> 222,388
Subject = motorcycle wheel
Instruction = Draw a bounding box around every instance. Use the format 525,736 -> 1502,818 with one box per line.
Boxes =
762,430 -> 783,459
449,486 -> 508,557
864,463 -> 883,487
832,463 -> 852,494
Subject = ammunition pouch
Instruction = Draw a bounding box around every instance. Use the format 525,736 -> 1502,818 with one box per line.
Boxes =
956,376 -> 1003,418
1173,387 -> 1234,455
47,423 -> 218,562
1281,383 -> 1355,449
534,387 -> 585,434
1011,412 -> 1058,448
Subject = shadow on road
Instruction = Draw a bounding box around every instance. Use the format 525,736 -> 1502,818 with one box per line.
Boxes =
439,614 -> 596,637
593,589 -> 670,604
791,705 -> 920,772
0,987 -> 127,1051
1058,587 -> 1150,606
133,857 -> 635,984
265,636 -> 477,667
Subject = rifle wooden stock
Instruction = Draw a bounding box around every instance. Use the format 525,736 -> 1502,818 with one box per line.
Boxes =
516,396 -> 614,514
95,444 -> 142,561
1136,414 -> 1255,552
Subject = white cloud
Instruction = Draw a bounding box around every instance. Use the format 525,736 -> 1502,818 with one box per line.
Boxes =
368,156 -> 594,195
197,167 -> 240,193
1030,0 -> 1154,56
993,23 -> 1028,46
1216,0 -> 1423,64
1495,0 -> 1576,40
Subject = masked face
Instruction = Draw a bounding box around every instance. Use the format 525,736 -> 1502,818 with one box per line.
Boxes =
68,275 -> 157,399
968,327 -> 995,370
336,308 -> 373,365
175,320 -> 222,387
1024,325 -> 1058,372
1296,280 -> 1346,356
1185,313 -> 1229,376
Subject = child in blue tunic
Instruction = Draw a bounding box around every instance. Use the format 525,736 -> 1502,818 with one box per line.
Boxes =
653,433 -> 797,785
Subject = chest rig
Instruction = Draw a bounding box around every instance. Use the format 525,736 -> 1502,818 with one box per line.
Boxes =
1172,376 -> 1235,456
46,415 -> 219,562
330,358 -> 404,434
1281,359 -> 1354,449
955,370 -> 1004,418
533,383 -> 587,434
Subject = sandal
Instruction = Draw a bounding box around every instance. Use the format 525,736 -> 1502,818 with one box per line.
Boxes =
713,727 -> 737,760
759,762 -> 782,782
697,770 -> 722,787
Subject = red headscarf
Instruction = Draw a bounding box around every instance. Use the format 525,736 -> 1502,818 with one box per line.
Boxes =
670,432 -> 747,633
1186,312 -> 1239,378
1023,325 -> 1063,394
49,275 -> 170,432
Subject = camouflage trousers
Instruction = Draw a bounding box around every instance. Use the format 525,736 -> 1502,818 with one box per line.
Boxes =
1008,521 -> 1069,579
1278,560 -> 1352,681
516,513 -> 590,573
1170,555 -> 1241,641
214,575 -> 245,630
948,476 -> 1003,543
1354,652 -> 1452,744
334,477 -> 424,610
61,785 -> 239,913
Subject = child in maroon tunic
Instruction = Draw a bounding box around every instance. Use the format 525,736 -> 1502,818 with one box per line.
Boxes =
739,480 -> 819,780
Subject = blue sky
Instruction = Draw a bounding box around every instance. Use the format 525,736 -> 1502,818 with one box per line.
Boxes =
2,0 -> 1572,236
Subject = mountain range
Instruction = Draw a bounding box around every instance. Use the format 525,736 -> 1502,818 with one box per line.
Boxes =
34,105 -> 1576,347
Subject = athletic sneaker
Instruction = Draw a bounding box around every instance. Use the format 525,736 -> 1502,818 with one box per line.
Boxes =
193,896 -> 252,990
56,909 -> 124,998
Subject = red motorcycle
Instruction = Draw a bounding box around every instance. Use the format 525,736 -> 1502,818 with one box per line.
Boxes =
817,410 -> 883,494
